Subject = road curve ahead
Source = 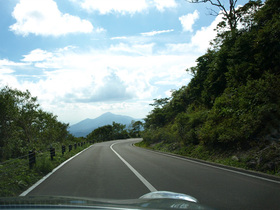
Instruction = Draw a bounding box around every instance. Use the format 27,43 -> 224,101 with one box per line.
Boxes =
26,139 -> 280,210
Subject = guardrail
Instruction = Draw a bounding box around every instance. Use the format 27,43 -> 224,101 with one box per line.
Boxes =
0,141 -> 95,170
0,140 -> 95,196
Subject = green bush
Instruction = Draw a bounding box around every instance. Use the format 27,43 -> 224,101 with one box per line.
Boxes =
174,109 -> 208,145
199,73 -> 280,148
35,157 -> 53,174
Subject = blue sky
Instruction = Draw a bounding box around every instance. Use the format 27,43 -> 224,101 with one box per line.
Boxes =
0,0 -> 248,125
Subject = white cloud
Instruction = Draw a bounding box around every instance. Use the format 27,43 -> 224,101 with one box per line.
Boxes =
79,0 -> 177,14
10,0 -> 93,36
0,59 -> 27,66
1,42 -> 194,124
22,49 -> 53,62
95,27 -> 106,33
0,61 -> 19,88
0,68 -> 15,74
109,43 -> 155,55
165,13 -> 223,55
0,73 -> 19,88
163,43 -> 193,54
110,36 -> 128,40
190,14 -> 223,52
141,29 -> 174,36
153,0 -> 177,12
71,71 -> 134,103
0,59 -> 28,88
80,0 -> 148,14
179,10 -> 199,32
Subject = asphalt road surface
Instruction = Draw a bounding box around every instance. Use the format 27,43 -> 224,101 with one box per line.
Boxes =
24,139 -> 280,210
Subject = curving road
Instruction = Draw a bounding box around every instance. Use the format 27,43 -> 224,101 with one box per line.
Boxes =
24,139 -> 280,210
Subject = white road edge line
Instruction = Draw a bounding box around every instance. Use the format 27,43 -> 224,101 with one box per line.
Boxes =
139,147 -> 280,185
20,144 -> 95,196
110,142 -> 157,192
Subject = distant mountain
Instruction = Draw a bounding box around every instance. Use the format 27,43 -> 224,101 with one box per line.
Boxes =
68,112 -> 139,137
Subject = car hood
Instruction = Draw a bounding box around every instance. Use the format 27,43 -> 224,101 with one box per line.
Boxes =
0,191 -> 214,209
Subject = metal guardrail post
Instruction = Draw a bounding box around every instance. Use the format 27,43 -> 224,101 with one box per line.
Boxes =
62,145 -> 65,155
50,147 -> 55,160
69,145 -> 72,152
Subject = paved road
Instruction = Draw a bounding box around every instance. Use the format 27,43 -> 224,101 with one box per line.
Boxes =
26,139 -> 280,210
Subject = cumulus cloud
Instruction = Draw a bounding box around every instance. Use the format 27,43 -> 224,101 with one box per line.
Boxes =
73,71 -> 133,103
0,40 -> 197,124
179,10 -> 199,32
22,49 -> 53,62
10,0 -> 94,36
0,72 -> 19,88
3,42 -> 193,110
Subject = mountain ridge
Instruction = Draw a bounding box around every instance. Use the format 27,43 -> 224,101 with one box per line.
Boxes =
68,112 -> 140,137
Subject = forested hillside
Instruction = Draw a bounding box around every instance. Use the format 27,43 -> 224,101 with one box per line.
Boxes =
69,112 -> 138,137
142,0 -> 280,174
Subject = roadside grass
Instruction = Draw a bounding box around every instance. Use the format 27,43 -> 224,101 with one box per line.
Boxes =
0,143 -> 91,197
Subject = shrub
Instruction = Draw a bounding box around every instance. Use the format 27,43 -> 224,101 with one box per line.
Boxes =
199,73 -> 280,148
35,157 -> 53,174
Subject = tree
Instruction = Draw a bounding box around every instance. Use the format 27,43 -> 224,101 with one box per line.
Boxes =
112,122 -> 128,139
0,86 -> 72,160
16,90 -> 40,144
188,0 -> 243,33
149,98 -> 170,108
129,121 -> 143,137
35,110 -> 69,145
0,87 -> 20,159
188,0 -> 262,45
253,0 -> 280,74
86,125 -> 113,142
86,122 -> 129,142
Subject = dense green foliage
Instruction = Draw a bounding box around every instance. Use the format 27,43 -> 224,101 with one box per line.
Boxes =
127,120 -> 144,138
86,122 -> 129,142
86,120 -> 143,142
143,0 -> 280,151
0,86 -> 77,161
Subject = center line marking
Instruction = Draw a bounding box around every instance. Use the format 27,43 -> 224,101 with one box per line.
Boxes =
110,142 -> 157,192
